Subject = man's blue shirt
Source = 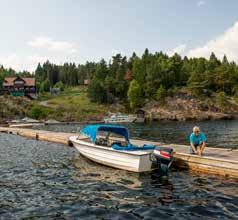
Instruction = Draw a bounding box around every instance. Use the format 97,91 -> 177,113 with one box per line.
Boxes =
189,132 -> 206,145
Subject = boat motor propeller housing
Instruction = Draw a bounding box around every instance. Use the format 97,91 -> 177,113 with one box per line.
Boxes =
153,146 -> 173,176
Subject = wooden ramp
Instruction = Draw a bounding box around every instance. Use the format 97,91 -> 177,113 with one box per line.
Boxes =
0,127 -> 237,179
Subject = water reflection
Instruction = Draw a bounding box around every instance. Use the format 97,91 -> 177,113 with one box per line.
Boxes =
72,155 -> 144,189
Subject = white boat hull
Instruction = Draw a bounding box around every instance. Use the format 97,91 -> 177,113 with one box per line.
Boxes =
104,118 -> 136,123
69,136 -> 155,172
104,114 -> 137,123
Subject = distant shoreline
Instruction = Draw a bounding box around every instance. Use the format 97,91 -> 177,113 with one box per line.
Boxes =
1,87 -> 237,123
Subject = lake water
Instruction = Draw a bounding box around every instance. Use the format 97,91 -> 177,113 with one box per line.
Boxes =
0,121 -> 238,219
35,120 -> 238,149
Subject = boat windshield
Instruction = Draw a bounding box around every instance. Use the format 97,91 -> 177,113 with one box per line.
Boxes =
95,131 -> 128,147
81,124 -> 130,144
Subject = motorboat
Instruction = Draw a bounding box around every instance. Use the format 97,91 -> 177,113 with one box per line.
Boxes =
69,124 -> 173,174
104,113 -> 136,123
9,117 -> 42,128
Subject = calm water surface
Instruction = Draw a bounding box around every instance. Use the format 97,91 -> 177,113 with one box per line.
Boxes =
1,121 -> 238,219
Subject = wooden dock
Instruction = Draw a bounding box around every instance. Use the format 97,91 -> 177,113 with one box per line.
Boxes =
0,127 -> 237,179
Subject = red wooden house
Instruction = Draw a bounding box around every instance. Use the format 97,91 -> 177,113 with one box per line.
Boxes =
2,76 -> 36,97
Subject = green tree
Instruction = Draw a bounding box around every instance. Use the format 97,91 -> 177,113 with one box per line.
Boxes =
156,85 -> 167,104
36,82 -> 41,93
95,59 -> 108,81
180,56 -> 191,86
127,80 -> 144,109
35,63 -> 46,83
132,57 -> 145,86
208,52 -> 220,71
87,79 -> 107,103
40,79 -> 51,92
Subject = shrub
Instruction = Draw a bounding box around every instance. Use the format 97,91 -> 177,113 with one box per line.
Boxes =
215,92 -> 228,112
29,106 -> 48,119
204,98 -> 212,111
54,81 -> 64,91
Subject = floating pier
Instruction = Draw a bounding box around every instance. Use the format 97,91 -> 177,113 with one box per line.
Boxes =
0,127 -> 237,179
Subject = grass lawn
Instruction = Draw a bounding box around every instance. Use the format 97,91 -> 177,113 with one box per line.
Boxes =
33,86 -> 111,121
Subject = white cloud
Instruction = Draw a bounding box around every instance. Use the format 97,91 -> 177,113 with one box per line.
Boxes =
27,37 -> 78,53
197,1 -> 205,7
0,54 -> 48,72
0,54 -> 79,72
167,44 -> 187,56
0,54 -> 20,70
187,22 -> 238,62
0,36 -> 79,72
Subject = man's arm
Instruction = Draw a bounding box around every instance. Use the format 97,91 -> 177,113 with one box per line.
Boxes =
190,142 -> 197,153
190,134 -> 197,153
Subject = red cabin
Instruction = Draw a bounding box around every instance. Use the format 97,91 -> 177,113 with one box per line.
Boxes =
3,76 -> 36,97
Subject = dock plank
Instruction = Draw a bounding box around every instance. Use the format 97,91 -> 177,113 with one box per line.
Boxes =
0,127 -> 237,178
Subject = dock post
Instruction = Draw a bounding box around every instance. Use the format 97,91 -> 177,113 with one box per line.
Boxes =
36,133 -> 39,140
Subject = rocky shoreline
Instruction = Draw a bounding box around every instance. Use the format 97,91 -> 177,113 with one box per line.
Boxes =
142,92 -> 238,121
145,108 -> 236,121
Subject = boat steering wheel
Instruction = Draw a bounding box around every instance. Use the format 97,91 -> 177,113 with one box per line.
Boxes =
97,138 -> 107,146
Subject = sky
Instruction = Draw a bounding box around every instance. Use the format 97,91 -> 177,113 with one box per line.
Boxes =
0,0 -> 238,72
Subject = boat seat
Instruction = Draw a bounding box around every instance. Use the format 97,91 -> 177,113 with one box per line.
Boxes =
95,137 -> 108,146
109,140 -> 128,148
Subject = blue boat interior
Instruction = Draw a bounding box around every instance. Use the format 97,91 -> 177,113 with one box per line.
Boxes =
111,143 -> 155,151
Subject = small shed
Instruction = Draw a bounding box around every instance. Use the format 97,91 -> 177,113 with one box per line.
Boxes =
134,108 -> 145,122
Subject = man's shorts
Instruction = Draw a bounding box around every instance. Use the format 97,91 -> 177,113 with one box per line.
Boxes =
189,144 -> 200,154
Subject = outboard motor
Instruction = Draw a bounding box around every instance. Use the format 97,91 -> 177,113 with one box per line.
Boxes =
153,146 -> 173,176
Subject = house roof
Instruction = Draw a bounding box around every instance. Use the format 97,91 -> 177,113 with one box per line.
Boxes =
3,77 -> 35,86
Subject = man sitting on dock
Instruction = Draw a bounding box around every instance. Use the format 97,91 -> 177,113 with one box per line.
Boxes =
189,126 -> 206,156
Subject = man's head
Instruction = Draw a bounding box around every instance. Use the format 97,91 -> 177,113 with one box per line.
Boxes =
193,126 -> 200,136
